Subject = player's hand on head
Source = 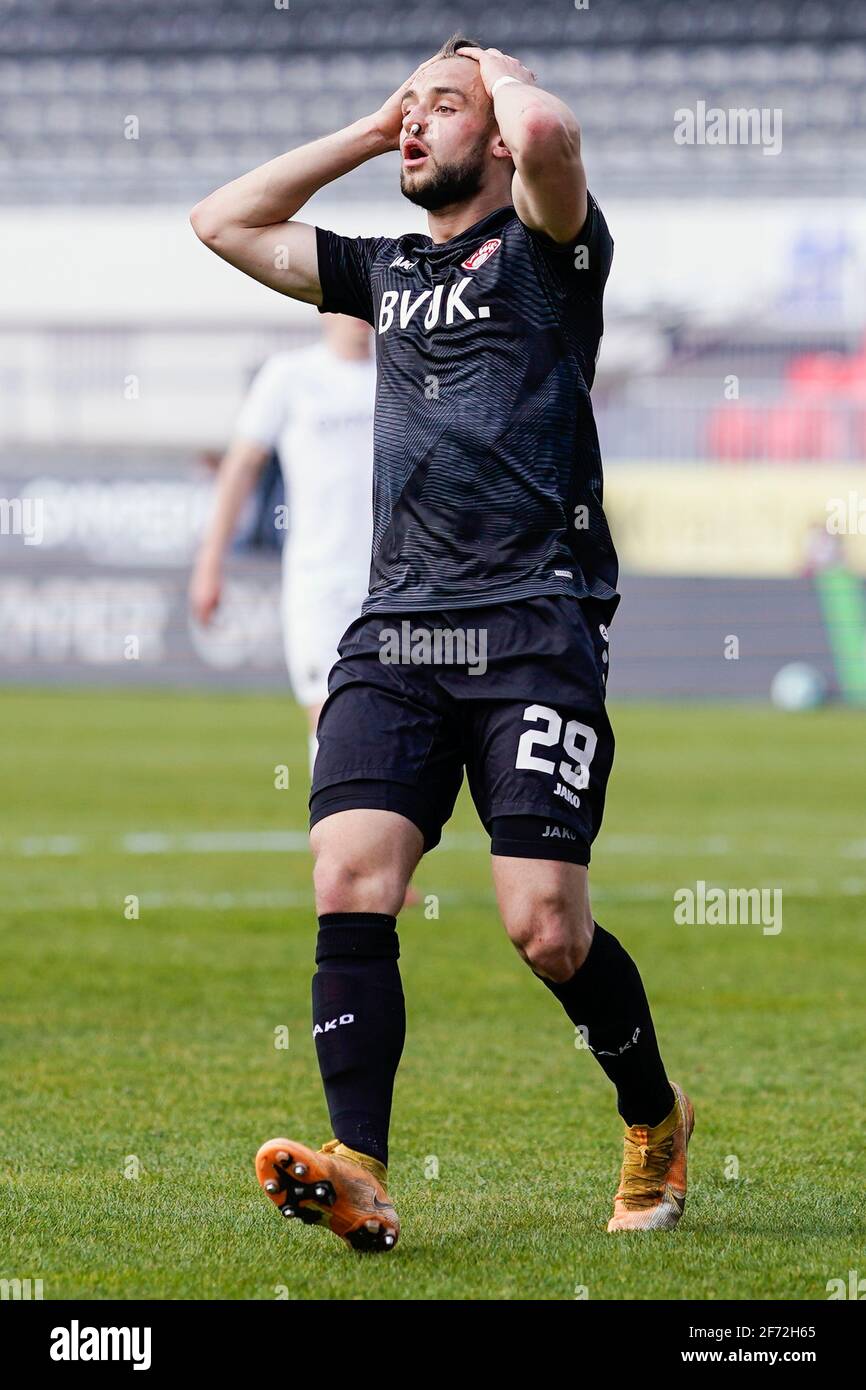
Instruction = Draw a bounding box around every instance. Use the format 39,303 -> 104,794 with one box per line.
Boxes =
457,47 -> 536,97
375,55 -> 440,151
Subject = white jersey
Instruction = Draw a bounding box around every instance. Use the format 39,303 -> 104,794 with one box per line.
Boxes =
234,343 -> 375,602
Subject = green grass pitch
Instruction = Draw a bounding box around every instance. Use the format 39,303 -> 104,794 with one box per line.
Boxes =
1,688 -> 863,1300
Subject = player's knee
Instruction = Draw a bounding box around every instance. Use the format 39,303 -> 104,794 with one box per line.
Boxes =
506,893 -> 592,981
518,931 -> 584,982
313,850 -> 405,915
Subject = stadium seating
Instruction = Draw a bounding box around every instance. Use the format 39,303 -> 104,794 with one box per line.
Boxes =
2,0 -> 865,202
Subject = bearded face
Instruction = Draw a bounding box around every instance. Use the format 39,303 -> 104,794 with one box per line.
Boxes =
398,55 -> 504,214
400,141 -> 488,211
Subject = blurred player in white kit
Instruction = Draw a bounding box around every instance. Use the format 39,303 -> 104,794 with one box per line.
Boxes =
189,314 -> 375,768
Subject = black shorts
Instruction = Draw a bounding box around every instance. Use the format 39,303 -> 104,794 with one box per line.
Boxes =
309,594 -> 616,865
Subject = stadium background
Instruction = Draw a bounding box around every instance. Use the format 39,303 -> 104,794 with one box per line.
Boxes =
2,0 -> 865,696
2,0 -> 865,1304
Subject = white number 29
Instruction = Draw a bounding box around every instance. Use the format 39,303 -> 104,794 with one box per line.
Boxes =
515,704 -> 597,789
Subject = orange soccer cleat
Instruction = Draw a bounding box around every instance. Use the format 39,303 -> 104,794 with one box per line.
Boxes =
255,1137 -> 399,1253
606,1082 -> 695,1232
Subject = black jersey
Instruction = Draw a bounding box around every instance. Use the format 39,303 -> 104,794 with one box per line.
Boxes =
315,196 -> 618,615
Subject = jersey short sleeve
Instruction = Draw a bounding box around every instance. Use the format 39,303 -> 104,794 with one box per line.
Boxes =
233,356 -> 292,449
315,228 -> 389,325
522,192 -> 614,302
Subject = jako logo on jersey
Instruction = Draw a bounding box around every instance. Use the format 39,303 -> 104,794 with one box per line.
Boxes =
378,281 -> 490,334
389,254 -> 418,271
462,237 -> 502,271
541,823 -> 577,839
313,1013 -> 354,1037
554,783 -> 581,808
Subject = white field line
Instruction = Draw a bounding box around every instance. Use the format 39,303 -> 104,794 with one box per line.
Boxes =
13,836 -> 85,856
4,880 -> 866,914
1,831 -> 863,858
123,831 -> 311,854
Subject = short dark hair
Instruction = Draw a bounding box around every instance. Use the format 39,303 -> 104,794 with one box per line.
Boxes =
434,33 -> 483,60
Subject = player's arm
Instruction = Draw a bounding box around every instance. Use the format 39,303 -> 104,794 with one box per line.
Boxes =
189,439 -> 270,624
189,62 -> 434,301
461,47 -> 586,246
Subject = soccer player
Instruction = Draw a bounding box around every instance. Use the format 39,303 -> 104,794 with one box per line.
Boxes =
189,314 -> 375,769
191,34 -> 693,1251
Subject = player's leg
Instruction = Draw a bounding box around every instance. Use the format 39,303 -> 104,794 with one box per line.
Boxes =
285,595 -> 425,910
310,805 -> 421,1165
282,590 -> 326,773
464,592 -> 692,1231
305,701 -> 324,774
282,574 -> 353,775
256,808 -> 420,1252
490,844 -> 692,1232
257,619 -> 462,1250
491,851 -> 673,1120
469,699 -> 679,1117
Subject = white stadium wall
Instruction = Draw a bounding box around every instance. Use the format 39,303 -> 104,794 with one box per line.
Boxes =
1,196 -> 865,449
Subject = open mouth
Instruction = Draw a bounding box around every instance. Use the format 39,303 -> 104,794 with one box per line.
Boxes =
402,138 -> 429,169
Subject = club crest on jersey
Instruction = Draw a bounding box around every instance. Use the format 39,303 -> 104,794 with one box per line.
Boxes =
462,237 -> 502,271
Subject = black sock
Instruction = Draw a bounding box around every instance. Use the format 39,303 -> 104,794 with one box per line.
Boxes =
312,912 -> 405,1168
540,923 -> 674,1127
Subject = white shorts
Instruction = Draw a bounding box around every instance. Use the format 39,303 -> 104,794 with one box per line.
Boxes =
281,578 -> 363,708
